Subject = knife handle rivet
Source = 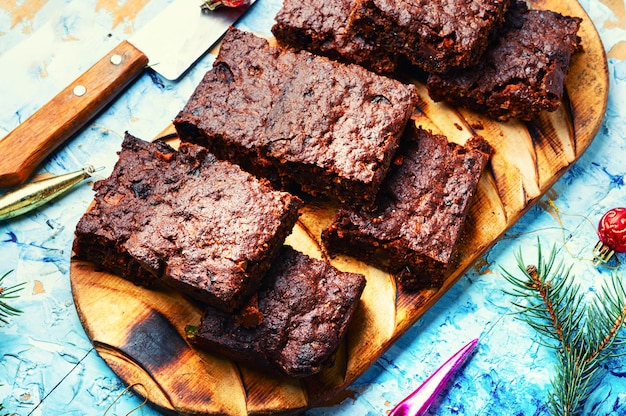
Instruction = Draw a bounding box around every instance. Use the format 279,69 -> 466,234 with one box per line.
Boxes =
73,85 -> 87,97
110,54 -> 123,66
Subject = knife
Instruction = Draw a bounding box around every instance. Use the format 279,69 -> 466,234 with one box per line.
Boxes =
0,0 -> 256,188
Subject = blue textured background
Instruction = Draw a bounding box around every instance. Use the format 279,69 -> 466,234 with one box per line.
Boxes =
1,0 -> 626,414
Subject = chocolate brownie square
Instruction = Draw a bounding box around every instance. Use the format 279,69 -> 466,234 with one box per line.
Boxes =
347,0 -> 510,73
271,0 -> 399,75
174,27 -> 417,209
189,245 -> 366,377
322,125 -> 492,290
73,133 -> 302,312
426,1 -> 582,121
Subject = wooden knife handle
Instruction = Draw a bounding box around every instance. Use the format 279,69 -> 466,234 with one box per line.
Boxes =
0,41 -> 149,188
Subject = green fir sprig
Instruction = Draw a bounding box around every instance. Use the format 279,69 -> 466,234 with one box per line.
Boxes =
0,270 -> 25,325
500,240 -> 626,416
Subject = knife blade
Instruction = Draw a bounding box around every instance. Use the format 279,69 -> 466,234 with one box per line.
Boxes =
0,0 -> 255,188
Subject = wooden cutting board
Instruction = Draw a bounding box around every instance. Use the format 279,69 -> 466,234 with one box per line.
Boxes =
70,1 -> 608,414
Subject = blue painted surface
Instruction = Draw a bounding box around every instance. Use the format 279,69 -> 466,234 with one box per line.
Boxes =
1,0 -> 625,414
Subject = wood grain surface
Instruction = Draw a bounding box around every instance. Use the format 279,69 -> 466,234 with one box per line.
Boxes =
70,1 -> 609,414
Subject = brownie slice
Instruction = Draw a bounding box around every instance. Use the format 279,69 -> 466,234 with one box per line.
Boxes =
426,1 -> 582,121
322,125 -> 492,290
174,27 -> 417,209
73,133 -> 302,312
271,0 -> 399,75
348,0 -> 510,74
189,245 -> 366,377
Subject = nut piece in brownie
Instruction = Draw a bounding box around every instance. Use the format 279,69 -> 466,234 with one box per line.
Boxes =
174,27 -> 417,209
189,245 -> 366,378
426,1 -> 582,121
271,0 -> 399,75
322,124 -> 493,290
347,0 -> 510,74
73,133 -> 302,312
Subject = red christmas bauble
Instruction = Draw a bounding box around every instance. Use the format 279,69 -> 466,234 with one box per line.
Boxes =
598,207 -> 626,253
201,0 -> 250,11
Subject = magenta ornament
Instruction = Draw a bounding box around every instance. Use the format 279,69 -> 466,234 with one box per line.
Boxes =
389,338 -> 479,416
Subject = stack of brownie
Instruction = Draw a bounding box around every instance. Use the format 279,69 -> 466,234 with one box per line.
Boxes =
174,27 -> 418,209
73,133 -> 366,377
426,1 -> 582,121
75,0 -> 583,377
272,0 -> 582,121
322,124 -> 493,289
190,245 -> 367,377
172,26 -> 494,291
271,0 -> 401,75
74,134 -> 303,312
171,24 -> 493,372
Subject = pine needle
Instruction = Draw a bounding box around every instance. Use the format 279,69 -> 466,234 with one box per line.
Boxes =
500,239 -> 626,416
0,269 -> 25,325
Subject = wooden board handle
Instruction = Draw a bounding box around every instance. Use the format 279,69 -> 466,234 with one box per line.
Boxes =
0,41 -> 149,188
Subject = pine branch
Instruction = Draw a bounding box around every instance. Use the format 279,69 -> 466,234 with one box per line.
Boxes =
500,239 -> 626,416
0,270 -> 25,325
501,240 -> 580,349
